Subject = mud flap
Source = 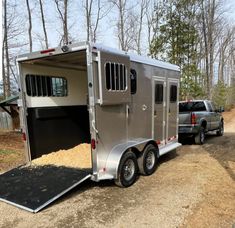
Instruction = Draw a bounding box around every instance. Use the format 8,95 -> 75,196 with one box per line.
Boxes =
0,165 -> 91,213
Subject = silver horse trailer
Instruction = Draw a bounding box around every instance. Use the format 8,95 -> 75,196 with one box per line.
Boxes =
0,42 -> 181,212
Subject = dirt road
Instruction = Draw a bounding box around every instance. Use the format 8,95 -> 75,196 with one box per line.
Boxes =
0,110 -> 235,228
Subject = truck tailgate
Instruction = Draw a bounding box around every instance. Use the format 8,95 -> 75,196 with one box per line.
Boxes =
179,112 -> 192,125
0,165 -> 91,213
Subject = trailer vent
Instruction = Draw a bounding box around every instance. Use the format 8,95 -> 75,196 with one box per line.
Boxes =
105,62 -> 127,91
25,74 -> 68,97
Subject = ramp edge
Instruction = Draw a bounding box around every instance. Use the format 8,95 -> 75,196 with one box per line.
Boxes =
34,174 -> 92,213
0,174 -> 91,213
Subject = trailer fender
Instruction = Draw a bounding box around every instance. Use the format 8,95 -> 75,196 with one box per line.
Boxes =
105,138 -> 154,179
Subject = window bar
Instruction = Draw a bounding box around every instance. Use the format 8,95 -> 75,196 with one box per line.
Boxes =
51,78 -> 53,96
109,62 -> 112,90
40,75 -> 43,96
35,75 -> 38,96
29,75 -> 33,96
124,66 -> 127,90
114,63 -> 117,90
55,78 -> 57,96
45,76 -> 48,96
118,64 -> 121,91
122,65 -> 125,90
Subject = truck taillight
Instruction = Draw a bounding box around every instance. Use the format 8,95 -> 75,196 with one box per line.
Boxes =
91,139 -> 96,150
22,132 -> 26,141
191,113 -> 196,125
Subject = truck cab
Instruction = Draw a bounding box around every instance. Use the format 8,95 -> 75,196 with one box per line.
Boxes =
178,100 -> 224,144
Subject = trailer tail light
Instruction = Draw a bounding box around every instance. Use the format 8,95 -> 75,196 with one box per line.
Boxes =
91,139 -> 96,150
40,48 -> 55,54
191,113 -> 196,125
22,132 -> 26,141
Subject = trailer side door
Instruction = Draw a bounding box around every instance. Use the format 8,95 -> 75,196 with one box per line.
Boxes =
166,79 -> 179,142
153,77 -> 166,145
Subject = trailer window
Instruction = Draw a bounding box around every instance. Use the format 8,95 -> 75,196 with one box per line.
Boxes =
170,85 -> 177,102
130,69 -> 137,94
155,84 -> 163,104
26,75 -> 67,97
105,62 -> 127,91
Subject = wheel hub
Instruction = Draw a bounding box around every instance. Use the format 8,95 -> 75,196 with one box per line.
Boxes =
146,151 -> 155,170
123,159 -> 135,181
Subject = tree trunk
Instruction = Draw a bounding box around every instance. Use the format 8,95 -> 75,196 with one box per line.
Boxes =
119,0 -> 125,51
3,0 -> 11,98
26,0 -> 33,52
39,0 -> 49,49
64,0 -> 68,44
201,0 -> 210,98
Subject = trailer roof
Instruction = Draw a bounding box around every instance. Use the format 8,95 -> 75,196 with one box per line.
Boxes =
93,44 -> 180,72
17,41 -> 180,72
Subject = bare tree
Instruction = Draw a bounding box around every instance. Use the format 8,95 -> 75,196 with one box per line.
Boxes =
135,0 -> 148,54
26,0 -> 33,52
146,0 -> 163,56
84,0 -> 93,42
54,0 -> 69,45
2,0 -> 28,98
39,0 -> 49,49
199,0 -> 225,98
83,0 -> 111,43
217,26 -> 235,82
109,0 -> 140,51
3,0 -> 11,98
109,0 -> 128,51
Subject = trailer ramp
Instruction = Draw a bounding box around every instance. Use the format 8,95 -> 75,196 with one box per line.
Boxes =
0,165 -> 91,213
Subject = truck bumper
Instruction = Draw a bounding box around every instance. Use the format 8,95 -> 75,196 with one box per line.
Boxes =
178,125 -> 199,135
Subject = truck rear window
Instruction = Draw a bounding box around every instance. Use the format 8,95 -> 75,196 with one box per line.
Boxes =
179,101 -> 206,112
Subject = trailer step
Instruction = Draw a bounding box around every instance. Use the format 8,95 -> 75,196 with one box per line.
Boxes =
0,165 -> 91,213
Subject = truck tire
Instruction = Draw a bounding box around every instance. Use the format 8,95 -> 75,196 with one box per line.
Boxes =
216,121 -> 224,136
195,126 -> 205,145
115,151 -> 138,188
138,144 -> 158,176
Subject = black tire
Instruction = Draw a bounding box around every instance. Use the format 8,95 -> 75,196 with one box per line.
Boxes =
216,121 -> 224,136
115,151 -> 138,188
195,126 -> 205,145
138,144 -> 158,176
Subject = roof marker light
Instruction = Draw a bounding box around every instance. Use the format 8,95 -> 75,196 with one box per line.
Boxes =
40,48 -> 55,54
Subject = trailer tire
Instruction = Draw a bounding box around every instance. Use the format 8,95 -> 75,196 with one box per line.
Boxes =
138,144 -> 158,176
115,151 -> 138,188
195,126 -> 205,145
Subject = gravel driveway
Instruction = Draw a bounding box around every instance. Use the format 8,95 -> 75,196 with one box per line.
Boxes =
0,110 -> 235,228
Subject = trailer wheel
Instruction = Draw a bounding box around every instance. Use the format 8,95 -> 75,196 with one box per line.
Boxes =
138,144 -> 158,176
115,151 -> 138,188
195,126 -> 205,145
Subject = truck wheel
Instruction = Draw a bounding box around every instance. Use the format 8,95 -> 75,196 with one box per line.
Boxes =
216,121 -> 224,136
195,127 -> 205,145
138,144 -> 158,176
115,151 -> 138,188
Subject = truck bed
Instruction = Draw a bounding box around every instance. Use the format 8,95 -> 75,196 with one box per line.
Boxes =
0,165 -> 91,213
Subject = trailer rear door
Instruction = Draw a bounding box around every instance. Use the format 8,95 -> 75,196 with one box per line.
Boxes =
0,165 -> 91,213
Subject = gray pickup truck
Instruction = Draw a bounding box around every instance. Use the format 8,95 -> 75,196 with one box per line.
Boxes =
178,100 -> 224,144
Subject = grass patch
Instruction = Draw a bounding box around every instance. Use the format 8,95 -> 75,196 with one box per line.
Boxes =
0,149 -> 16,155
